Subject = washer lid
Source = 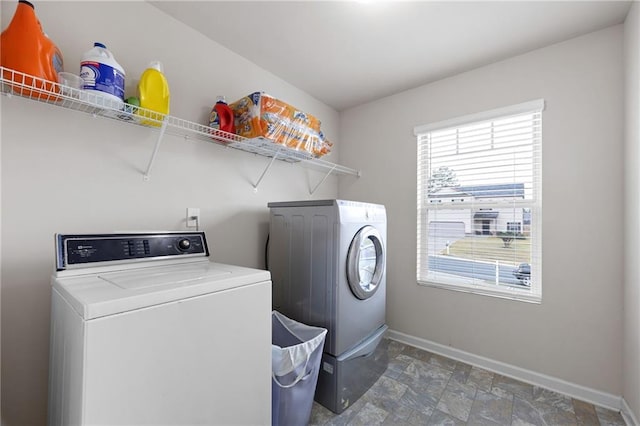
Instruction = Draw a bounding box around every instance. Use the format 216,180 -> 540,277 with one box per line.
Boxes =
52,261 -> 270,320
99,263 -> 232,290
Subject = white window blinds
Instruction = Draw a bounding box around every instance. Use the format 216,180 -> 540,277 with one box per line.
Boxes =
415,100 -> 543,302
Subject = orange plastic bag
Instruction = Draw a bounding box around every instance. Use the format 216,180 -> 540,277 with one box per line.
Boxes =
230,92 -> 332,157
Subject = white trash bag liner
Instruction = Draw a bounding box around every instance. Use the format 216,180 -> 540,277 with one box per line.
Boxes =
271,311 -> 327,382
272,310 -> 327,426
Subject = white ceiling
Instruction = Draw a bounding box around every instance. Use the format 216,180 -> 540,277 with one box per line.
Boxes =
150,1 -> 632,111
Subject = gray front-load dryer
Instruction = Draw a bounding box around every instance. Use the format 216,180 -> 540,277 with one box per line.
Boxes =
268,199 -> 388,413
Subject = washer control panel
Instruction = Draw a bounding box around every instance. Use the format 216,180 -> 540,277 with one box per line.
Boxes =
56,232 -> 209,270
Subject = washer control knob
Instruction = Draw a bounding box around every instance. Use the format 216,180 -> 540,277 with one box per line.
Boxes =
177,238 -> 191,251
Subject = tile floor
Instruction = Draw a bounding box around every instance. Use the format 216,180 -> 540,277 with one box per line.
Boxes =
309,339 -> 626,426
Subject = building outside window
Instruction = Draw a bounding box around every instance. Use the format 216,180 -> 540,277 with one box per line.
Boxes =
415,100 -> 543,303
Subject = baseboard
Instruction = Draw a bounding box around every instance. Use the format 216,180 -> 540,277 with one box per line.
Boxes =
387,329 -> 623,413
622,398 -> 640,426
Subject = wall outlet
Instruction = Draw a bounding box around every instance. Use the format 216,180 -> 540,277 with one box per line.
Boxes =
186,208 -> 200,228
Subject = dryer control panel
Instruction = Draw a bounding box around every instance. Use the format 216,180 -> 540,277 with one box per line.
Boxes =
55,232 -> 209,270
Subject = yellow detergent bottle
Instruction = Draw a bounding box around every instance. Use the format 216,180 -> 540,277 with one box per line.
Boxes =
137,61 -> 169,126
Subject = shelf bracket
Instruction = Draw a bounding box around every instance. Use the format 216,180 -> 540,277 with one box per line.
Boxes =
252,147 -> 282,191
143,119 -> 169,181
309,165 -> 336,195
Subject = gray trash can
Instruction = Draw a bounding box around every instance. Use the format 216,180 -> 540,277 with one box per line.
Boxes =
272,311 -> 327,426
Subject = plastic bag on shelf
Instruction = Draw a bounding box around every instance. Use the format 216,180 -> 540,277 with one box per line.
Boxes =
230,92 -> 333,158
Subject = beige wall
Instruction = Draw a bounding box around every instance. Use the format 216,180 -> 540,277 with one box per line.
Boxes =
339,26 -> 624,396
624,1 -> 640,422
0,2 -> 341,424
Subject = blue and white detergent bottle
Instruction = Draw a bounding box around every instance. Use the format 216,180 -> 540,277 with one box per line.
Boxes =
79,42 -> 125,108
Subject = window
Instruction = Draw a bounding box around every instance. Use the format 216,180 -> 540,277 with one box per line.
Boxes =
507,222 -> 522,233
415,100 -> 543,303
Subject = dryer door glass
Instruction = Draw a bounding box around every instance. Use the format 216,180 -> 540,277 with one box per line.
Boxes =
347,226 -> 385,300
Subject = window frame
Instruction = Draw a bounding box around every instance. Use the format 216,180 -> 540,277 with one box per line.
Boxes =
414,100 -> 544,303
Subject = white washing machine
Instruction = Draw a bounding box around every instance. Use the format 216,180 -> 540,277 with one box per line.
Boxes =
268,199 -> 388,414
48,232 -> 271,426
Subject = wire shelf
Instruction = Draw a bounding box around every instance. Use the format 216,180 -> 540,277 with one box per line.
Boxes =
0,66 -> 360,185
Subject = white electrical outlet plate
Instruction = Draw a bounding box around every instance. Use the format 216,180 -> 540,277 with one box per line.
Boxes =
186,208 -> 200,228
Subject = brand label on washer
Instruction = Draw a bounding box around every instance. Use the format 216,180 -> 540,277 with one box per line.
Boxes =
323,362 -> 334,374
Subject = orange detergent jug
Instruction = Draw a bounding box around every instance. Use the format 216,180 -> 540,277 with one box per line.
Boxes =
0,0 -> 64,99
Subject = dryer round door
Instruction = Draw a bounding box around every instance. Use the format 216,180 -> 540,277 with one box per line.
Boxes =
346,225 -> 385,300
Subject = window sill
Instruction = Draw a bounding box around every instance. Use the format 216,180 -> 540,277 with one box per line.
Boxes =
417,278 -> 541,304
